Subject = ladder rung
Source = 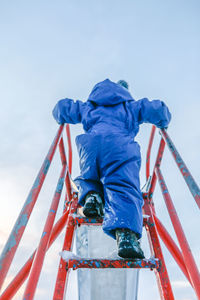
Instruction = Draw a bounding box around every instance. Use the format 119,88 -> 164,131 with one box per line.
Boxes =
74,216 -> 149,226
74,216 -> 103,226
66,258 -> 160,270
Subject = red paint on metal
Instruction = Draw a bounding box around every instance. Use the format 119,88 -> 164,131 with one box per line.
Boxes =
74,216 -> 103,226
156,167 -> 200,299
146,125 -> 156,180
67,258 -> 160,270
74,215 -> 149,227
59,137 -> 67,165
65,172 -> 72,204
143,194 -> 175,300
66,125 -> 72,175
148,137 -> 166,198
160,129 -> 200,209
154,214 -> 192,286
0,210 -> 69,300
1,122 -> 199,300
53,193 -> 78,300
0,125 -> 64,291
23,165 -> 67,300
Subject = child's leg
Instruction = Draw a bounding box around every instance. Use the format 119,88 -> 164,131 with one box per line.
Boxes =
99,136 -> 143,240
74,134 -> 104,207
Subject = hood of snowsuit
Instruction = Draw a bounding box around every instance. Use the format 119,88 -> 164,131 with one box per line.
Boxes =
87,79 -> 134,106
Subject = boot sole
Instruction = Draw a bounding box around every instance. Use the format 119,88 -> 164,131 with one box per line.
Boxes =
118,245 -> 145,259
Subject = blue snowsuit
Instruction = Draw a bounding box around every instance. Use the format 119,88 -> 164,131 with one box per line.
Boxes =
53,79 -> 171,239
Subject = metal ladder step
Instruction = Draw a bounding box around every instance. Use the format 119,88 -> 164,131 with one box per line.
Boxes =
74,215 -> 149,226
66,258 -> 160,270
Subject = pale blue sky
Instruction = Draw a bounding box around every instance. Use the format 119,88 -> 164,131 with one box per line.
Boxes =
0,1 -> 199,299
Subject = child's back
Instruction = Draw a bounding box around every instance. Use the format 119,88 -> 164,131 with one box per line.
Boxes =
53,78 -> 171,258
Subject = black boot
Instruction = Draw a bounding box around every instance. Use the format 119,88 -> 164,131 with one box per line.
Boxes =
116,228 -> 145,259
83,192 -> 104,217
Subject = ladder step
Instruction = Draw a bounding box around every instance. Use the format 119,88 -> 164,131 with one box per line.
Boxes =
66,258 -> 160,270
74,215 -> 149,226
74,216 -> 103,226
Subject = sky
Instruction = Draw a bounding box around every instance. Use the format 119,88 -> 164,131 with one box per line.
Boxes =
0,0 -> 200,299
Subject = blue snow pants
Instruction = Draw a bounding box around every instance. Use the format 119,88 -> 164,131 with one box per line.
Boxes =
74,133 -> 144,240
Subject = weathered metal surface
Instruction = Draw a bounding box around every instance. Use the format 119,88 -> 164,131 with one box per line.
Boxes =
66,124 -> 72,175
67,258 -> 159,270
153,214 -> 192,285
74,215 -> 103,226
0,210 -> 69,300
74,215 -> 149,227
59,137 -> 67,165
0,125 -> 64,290
23,164 -> 67,299
146,125 -> 156,180
1,123 -> 199,300
160,128 -> 200,209
148,137 -> 166,199
76,226 -> 91,300
143,193 -> 175,300
53,193 -> 78,300
76,225 -> 140,300
156,167 -> 200,298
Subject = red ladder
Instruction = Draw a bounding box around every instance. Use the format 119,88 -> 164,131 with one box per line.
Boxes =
0,125 -> 199,300
53,191 -> 174,300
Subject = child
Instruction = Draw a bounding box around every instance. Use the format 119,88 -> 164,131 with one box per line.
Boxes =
53,79 -> 171,259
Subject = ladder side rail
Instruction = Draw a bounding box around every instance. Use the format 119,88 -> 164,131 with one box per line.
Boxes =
53,124 -> 75,300
65,172 -> 72,205
144,129 -> 175,299
59,136 -> 72,205
59,137 -> 67,165
143,194 -> 175,300
146,125 -> 156,180
1,126 -> 72,300
156,167 -> 200,299
66,124 -> 72,175
65,125 -> 73,204
23,161 -> 67,299
153,214 -> 192,286
53,124 -> 74,300
0,209 -> 69,300
53,193 -> 78,300
160,129 -> 200,209
0,124 -> 64,291
148,137 -> 166,198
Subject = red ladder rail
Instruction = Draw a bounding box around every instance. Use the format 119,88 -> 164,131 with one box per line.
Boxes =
53,193 -> 78,300
153,214 -> 192,285
146,126 -> 200,299
160,129 -> 200,209
0,209 -> 69,300
0,125 -> 64,291
53,189 -> 175,300
22,162 -> 67,299
0,124 -> 199,300
142,194 -> 174,299
0,124 -> 73,299
156,167 -> 200,298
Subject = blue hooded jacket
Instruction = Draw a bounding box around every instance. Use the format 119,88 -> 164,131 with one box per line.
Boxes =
53,78 -> 171,136
53,79 -> 171,239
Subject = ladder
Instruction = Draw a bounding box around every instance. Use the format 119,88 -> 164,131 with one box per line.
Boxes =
0,125 -> 199,299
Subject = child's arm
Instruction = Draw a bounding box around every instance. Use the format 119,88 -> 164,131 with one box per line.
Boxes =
134,98 -> 171,128
52,98 -> 84,124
